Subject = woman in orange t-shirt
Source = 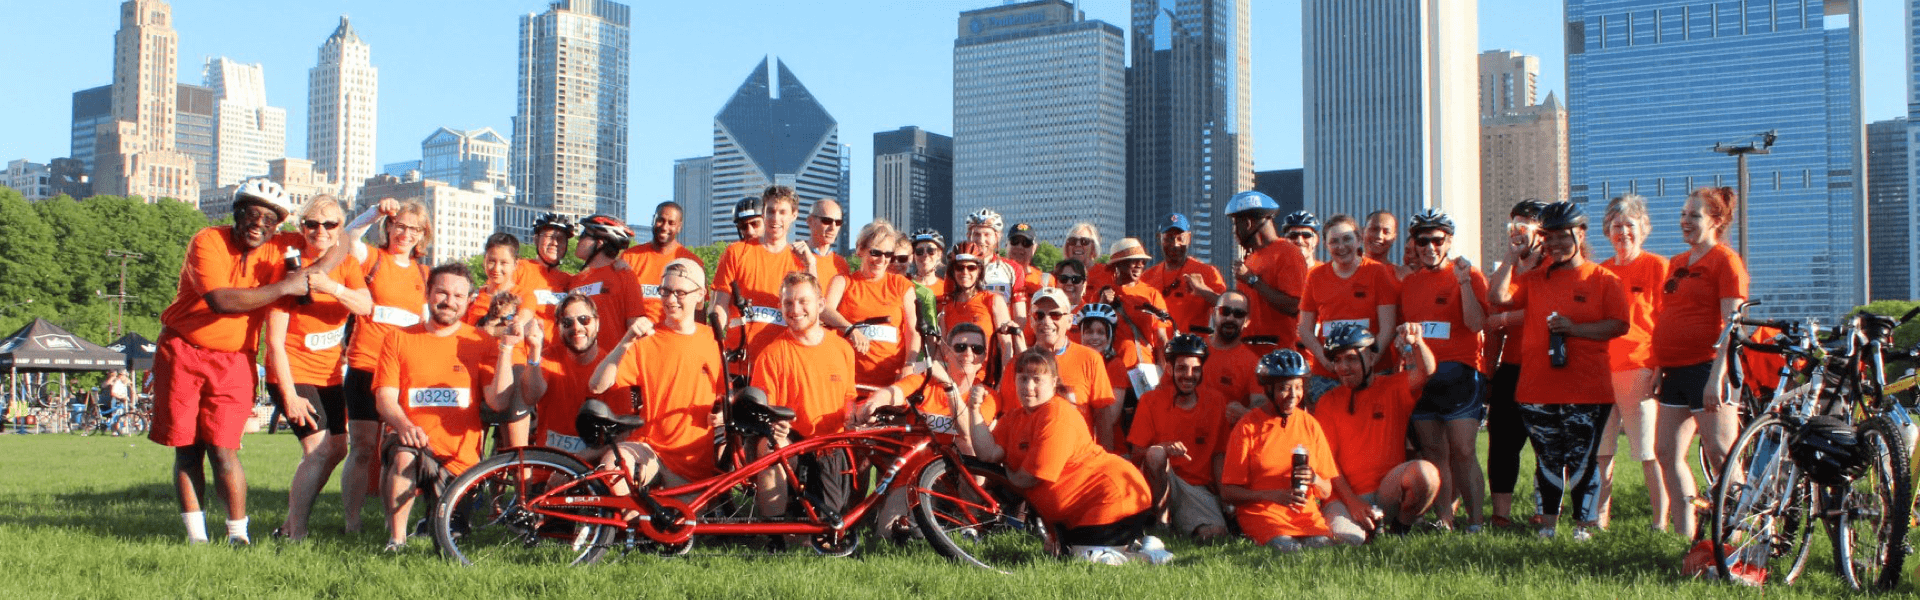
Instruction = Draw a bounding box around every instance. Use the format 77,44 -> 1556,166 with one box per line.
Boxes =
825,223 -> 921,387
262,195 -> 373,541
1650,187 -> 1749,536
1595,195 -> 1669,531
340,197 -> 432,534
955,347 -> 1161,565
940,242 -> 1016,362
1396,210 -> 1489,531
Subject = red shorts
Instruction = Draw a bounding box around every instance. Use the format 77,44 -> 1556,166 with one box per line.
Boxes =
148,334 -> 257,449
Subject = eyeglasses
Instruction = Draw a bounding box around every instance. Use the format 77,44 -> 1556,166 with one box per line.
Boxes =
389,222 -> 424,235
662,287 -> 702,301
1035,310 -> 1070,321
1057,275 -> 1086,285
1010,238 -> 1034,248
1412,236 -> 1447,247
1217,306 -> 1249,319
1663,267 -> 1698,294
950,342 -> 987,356
815,216 -> 844,227
1285,231 -> 1316,241
914,246 -> 940,257
559,314 -> 595,328
866,249 -> 892,261
1066,237 -> 1094,246
301,219 -> 342,231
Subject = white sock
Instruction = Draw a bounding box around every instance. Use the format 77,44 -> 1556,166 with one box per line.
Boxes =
182,511 -> 208,542
226,517 -> 249,541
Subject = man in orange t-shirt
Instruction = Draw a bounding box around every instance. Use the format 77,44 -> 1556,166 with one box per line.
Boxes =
619,202 -> 703,324
999,288 -> 1120,448
803,199 -> 852,285
1126,335 -> 1230,540
1220,348 -> 1340,552
151,183 -> 330,545
1142,213 -> 1225,337
569,215 -> 645,353
1203,291 -> 1266,421
593,258 -> 726,486
1312,323 -> 1442,544
1226,192 -> 1308,350
373,264 -> 513,550
712,186 -> 811,369
749,271 -> 858,522
512,293 -> 620,457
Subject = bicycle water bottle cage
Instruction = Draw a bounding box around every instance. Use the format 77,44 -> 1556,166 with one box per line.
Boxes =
576,399 -> 645,447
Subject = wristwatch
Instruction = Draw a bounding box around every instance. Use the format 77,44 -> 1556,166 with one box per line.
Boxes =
1244,274 -> 1262,286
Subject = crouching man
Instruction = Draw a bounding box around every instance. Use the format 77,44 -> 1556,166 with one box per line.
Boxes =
1312,323 -> 1442,544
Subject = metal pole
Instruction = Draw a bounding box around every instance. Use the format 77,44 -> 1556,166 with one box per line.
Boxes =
1736,153 -> 1749,258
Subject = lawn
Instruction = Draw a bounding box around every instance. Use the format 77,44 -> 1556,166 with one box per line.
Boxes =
0,431 -> 1888,599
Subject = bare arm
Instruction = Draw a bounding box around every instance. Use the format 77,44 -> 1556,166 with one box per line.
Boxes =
955,386 -> 1004,464
1400,323 -> 1437,391
264,309 -> 311,426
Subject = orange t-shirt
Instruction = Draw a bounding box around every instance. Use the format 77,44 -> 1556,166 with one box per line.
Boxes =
992,396 -> 1152,529
529,346 -> 622,454
1398,262 -> 1491,370
1103,338 -> 1146,394
1220,406 -> 1339,543
1302,259 -> 1402,377
1600,252 -> 1668,372
1108,280 -> 1171,353
810,247 -> 851,288
712,240 -> 808,357
997,342 -> 1118,423
750,330 -> 856,438
347,246 -> 429,369
837,272 -> 915,387
465,262 -> 551,328
615,326 -> 725,481
1142,259 -> 1227,336
1018,264 -> 1055,299
1240,241 -> 1310,349
1652,245 -> 1747,367
888,372 -> 998,446
938,290 -> 998,340
520,259 -> 571,341
568,263 -> 646,354
1084,267 -> 1116,302
1311,372 -> 1419,495
269,248 -> 365,386
620,243 -> 703,324
1126,385 -> 1231,487
373,323 -> 498,475
1202,343 -> 1264,409
160,227 -> 302,353
1511,262 -> 1630,405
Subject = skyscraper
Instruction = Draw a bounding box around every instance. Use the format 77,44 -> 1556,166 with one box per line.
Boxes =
204,57 -> 287,193
953,0 -> 1126,247
308,16 -> 378,199
1478,50 -> 1567,268
92,0 -> 200,204
1567,0 -> 1864,319
872,126 -> 953,241
672,156 -> 714,247
69,85 -> 112,173
708,58 -> 842,244
1301,0 -> 1480,263
421,127 -> 509,190
1867,118 -> 1910,300
1126,0 -> 1252,265
512,0 -> 630,221
1909,0 -> 1920,300
175,83 -> 216,200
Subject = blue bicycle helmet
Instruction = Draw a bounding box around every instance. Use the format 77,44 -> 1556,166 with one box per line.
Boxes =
1225,191 -> 1280,216
1323,322 -> 1376,356
1281,210 -> 1320,233
1256,349 -> 1312,379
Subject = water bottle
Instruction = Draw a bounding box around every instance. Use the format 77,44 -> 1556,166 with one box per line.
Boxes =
1547,311 -> 1567,368
284,247 -> 312,305
1291,444 -> 1311,499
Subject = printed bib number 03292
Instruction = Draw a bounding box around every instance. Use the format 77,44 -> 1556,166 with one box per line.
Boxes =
304,325 -> 347,351
408,387 -> 471,409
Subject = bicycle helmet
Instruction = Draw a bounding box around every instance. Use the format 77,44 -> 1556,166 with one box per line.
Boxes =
1281,210 -> 1320,233
1510,199 -> 1548,220
579,215 -> 633,252
733,196 -> 765,222
532,212 -> 578,237
1408,209 -> 1455,235
1538,202 -> 1588,231
1323,322 -> 1376,356
232,179 -> 293,222
1256,349 -> 1312,380
1166,334 -> 1209,363
966,208 -> 1003,232
910,228 -> 946,249
1225,191 -> 1279,217
1790,415 -> 1866,487
1074,303 -> 1119,327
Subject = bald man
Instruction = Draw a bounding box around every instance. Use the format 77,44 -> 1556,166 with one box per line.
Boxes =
805,199 -> 851,285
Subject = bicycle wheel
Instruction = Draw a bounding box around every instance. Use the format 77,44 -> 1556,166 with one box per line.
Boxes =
1832,417 -> 1913,591
911,457 -> 1054,574
434,449 -> 615,566
1710,415 -> 1814,585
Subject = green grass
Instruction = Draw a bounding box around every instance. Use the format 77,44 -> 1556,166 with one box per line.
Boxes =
0,432 -> 1889,599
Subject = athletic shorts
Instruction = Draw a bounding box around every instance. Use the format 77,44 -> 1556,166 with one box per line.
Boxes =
343,367 -> 380,421
148,334 -> 257,449
1657,361 -> 1712,411
1411,361 -> 1486,422
1165,476 -> 1228,537
266,383 -> 348,438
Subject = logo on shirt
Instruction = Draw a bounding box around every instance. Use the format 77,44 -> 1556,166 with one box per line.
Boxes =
830,374 -> 843,383
1573,294 -> 1588,303
1434,295 -> 1450,306
1630,286 -> 1645,294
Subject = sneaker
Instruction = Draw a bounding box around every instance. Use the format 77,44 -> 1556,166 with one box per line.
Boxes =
1463,523 -> 1484,534
227,534 -> 251,546
1128,535 -> 1175,566
1071,545 -> 1130,565
410,517 -> 430,539
1570,527 -> 1593,542
1536,526 -> 1556,540
383,540 -> 407,553
1266,536 -> 1304,553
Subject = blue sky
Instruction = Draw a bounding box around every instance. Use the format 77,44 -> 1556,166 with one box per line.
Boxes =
0,0 -> 1905,228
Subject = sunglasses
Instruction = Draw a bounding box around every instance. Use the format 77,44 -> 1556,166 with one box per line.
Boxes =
1285,231 -> 1316,241
301,219 -> 342,231
559,314 -> 595,328
866,249 -> 892,261
893,254 -> 910,263
914,246 -> 940,257
956,264 -> 981,272
1010,237 -> 1034,248
815,216 -> 844,227
1057,275 -> 1086,285
1217,306 -> 1249,319
1663,267 -> 1698,294
1066,237 -> 1094,246
950,342 -> 987,356
237,207 -> 279,222
1412,236 -> 1447,247
1036,310 -> 1070,321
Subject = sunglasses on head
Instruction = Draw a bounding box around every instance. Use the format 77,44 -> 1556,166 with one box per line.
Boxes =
950,342 -> 987,355
1217,306 -> 1248,319
301,219 -> 342,231
815,216 -> 844,227
1010,237 -> 1034,248
1663,267 -> 1698,294
866,249 -> 892,261
1412,236 -> 1447,247
559,314 -> 594,328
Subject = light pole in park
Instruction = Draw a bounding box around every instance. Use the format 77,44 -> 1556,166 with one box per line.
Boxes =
100,249 -> 144,339
1710,130 -> 1777,259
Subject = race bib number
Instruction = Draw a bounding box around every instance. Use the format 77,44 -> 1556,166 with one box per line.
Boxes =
546,431 -> 587,454
920,411 -> 957,435
571,282 -> 605,296
304,325 -> 347,351
856,324 -> 900,344
1419,321 -> 1452,340
407,387 -> 471,409
982,262 -> 1016,300
641,284 -> 661,299
372,305 -> 422,328
1319,319 -> 1371,337
534,289 -> 565,306
742,305 -> 787,326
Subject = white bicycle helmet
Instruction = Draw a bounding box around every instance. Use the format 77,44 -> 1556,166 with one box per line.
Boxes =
233,179 -> 293,222
966,208 -> 1003,232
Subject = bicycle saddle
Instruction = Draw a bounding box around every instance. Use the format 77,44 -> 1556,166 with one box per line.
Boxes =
728,386 -> 796,437
576,399 -> 645,447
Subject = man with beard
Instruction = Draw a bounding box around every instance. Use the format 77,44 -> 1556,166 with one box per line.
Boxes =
1204,291 -> 1266,422
1312,323 -> 1442,544
1362,210 -> 1399,268
151,181 -> 338,544
620,202 -> 703,324
1143,213 -> 1225,337
1000,288 -> 1120,449
803,199 -> 851,284
373,264 -> 515,551
749,272 -> 858,525
1225,191 -> 1308,349
592,259 -> 725,488
506,292 -> 620,456
1127,334 -> 1231,541
713,186 -> 811,364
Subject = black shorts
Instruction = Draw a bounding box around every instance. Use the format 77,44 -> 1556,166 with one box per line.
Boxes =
265,383 -> 347,437
1657,361 -> 1713,411
343,367 -> 381,422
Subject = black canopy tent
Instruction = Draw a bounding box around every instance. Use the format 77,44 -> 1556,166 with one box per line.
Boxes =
0,319 -> 126,410
107,332 -> 156,371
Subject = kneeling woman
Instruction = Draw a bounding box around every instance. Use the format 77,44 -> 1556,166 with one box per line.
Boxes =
954,347 -> 1168,565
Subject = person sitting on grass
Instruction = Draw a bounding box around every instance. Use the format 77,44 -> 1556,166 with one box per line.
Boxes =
1127,334 -> 1232,542
1313,323 -> 1442,544
1220,349 -> 1341,552
955,347 -> 1172,565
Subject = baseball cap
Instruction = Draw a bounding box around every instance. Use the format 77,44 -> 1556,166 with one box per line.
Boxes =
1162,213 -> 1191,233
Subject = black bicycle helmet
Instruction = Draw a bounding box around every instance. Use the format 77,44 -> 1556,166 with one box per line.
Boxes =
579,215 -> 633,253
1510,199 -> 1548,220
910,227 -> 946,249
1408,209 -> 1455,235
733,196 -> 765,222
1256,349 -> 1311,380
1280,210 -> 1320,233
1323,322 -> 1376,356
1165,334 -> 1209,363
1790,415 -> 1866,487
533,212 -> 577,237
1538,202 -> 1588,231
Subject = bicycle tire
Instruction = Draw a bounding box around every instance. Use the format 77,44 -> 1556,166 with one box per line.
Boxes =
911,457 -> 1054,574
1709,415 -> 1814,585
434,449 -> 615,567
1832,416 -> 1912,592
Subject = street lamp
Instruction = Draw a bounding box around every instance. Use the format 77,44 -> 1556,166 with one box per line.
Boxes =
1711,130 -> 1777,258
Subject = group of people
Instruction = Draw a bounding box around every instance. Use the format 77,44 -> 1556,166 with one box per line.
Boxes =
146,177 -> 1749,564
